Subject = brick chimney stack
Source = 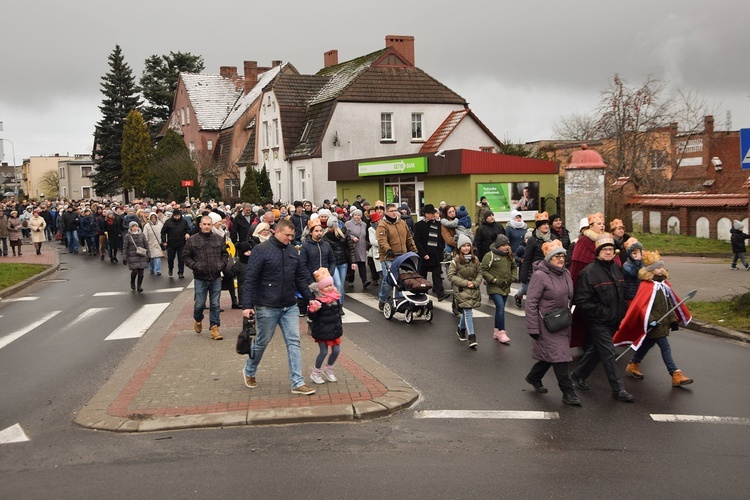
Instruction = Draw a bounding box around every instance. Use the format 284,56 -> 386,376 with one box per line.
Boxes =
324,50 -> 338,68
385,35 -> 415,66
271,60 -> 282,68
220,66 -> 238,78
243,61 -> 258,94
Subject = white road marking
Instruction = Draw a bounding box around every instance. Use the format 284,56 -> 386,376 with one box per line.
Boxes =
651,414 -> 750,426
0,423 -> 30,444
148,287 -> 183,294
2,296 -> 38,302
69,307 -> 111,326
186,280 -> 194,289
0,311 -> 62,350
415,410 -> 559,420
105,303 -> 170,340
341,307 -> 367,323
93,291 -> 129,297
347,292 -> 383,308
94,287 -> 182,297
348,291 -> 492,318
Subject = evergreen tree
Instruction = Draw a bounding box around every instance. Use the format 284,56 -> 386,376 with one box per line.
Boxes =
147,129 -> 198,202
240,167 -> 260,204
121,110 -> 152,196
140,52 -> 204,138
257,164 -> 273,202
93,45 -> 142,198
202,176 -> 222,202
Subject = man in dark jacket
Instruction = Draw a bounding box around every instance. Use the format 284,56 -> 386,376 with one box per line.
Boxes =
161,209 -> 190,278
730,219 -> 749,270
242,218 -> 316,395
474,209 -> 506,261
60,205 -> 80,253
231,203 -> 255,244
413,204 -> 448,301
570,232 -> 633,402
290,201 -> 309,245
183,215 -> 229,340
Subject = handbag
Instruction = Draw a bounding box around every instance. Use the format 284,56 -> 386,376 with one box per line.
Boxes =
541,307 -> 572,332
236,314 -> 256,357
130,234 -> 147,256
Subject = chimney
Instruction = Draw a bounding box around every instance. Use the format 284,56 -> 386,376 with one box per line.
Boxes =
385,35 -> 415,66
324,50 -> 338,68
220,66 -> 238,78
704,115 -> 714,136
271,60 -> 282,68
243,61 -> 258,94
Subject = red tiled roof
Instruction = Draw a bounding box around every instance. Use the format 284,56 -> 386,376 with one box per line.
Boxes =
420,110 -> 469,153
627,192 -> 748,208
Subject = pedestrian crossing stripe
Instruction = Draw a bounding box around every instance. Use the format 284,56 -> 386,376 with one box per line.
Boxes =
93,287 -> 184,297
0,423 -> 30,444
69,307 -> 111,326
1,296 -> 37,302
0,311 -> 62,350
415,410 -> 559,419
105,303 -> 171,340
651,414 -> 750,425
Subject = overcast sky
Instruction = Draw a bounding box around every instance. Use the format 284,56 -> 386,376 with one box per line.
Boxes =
1,0 -> 748,164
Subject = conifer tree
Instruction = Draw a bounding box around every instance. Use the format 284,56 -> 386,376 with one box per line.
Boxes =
202,177 -> 222,201
121,109 -> 151,196
257,164 -> 274,202
147,129 -> 198,201
93,45 -> 142,198
240,167 -> 260,204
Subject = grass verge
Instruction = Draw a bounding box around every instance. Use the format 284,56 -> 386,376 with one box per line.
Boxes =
0,263 -> 50,289
689,293 -> 750,332
631,232 -> 731,254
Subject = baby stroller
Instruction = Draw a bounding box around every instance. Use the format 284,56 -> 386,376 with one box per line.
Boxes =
383,252 -> 434,323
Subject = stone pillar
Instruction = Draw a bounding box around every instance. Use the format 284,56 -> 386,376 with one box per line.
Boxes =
564,145 -> 606,235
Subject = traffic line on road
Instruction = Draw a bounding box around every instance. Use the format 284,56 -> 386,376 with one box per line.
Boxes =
147,287 -> 183,294
105,303 -> 170,340
341,307 -> 367,323
0,424 -> 30,444
0,311 -> 62,350
94,287 -> 183,297
415,410 -> 559,420
651,414 -> 750,426
2,296 -> 38,302
69,307 -> 111,326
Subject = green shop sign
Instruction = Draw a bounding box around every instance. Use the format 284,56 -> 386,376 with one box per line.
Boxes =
358,157 -> 427,177
477,183 -> 511,212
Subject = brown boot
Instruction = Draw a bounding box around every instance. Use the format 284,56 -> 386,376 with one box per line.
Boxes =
671,369 -> 693,386
194,321 -> 202,334
210,325 -> 223,340
626,362 -> 644,379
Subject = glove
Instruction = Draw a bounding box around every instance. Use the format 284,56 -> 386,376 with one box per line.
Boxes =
530,334 -> 540,340
123,260 -> 127,266
670,321 -> 679,331
308,300 -> 321,313
386,250 -> 395,260
648,321 -> 657,329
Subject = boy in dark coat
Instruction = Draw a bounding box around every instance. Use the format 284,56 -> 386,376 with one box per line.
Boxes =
729,220 -> 749,270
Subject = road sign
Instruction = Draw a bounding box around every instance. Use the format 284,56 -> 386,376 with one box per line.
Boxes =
741,129 -> 750,170
181,180 -> 194,187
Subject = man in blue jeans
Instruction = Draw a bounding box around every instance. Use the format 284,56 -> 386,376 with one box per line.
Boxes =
183,215 -> 229,340
60,204 -> 80,254
242,218 -> 317,395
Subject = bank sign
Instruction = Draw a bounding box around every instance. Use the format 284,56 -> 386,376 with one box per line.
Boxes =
358,157 -> 428,177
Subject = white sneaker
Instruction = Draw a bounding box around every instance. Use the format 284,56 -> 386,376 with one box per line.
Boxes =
310,367 -> 325,385
324,365 -> 338,382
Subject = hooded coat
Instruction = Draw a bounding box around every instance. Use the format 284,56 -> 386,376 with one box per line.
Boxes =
525,259 -> 574,363
447,254 -> 482,309
480,240 -> 517,296
144,217 -> 165,258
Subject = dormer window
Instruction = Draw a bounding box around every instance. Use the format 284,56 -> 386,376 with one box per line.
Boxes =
301,120 -> 313,142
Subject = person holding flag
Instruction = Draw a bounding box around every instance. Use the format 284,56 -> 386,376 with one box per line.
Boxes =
614,250 -> 694,387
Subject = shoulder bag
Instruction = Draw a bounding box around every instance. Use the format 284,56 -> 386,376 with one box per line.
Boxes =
130,234 -> 147,257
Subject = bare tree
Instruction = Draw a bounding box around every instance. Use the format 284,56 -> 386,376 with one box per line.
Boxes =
552,112 -> 600,141
38,170 -> 60,199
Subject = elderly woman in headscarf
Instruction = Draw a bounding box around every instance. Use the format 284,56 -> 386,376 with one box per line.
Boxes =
123,220 -> 150,293
7,210 -> 23,256
344,208 -> 370,289
251,222 -> 272,246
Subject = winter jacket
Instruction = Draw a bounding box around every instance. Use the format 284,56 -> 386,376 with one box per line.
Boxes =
413,218 -> 444,270
102,217 -> 123,248
376,216 -> 417,262
7,217 -> 22,241
368,223 -> 380,260
161,216 -> 190,248
77,215 -> 96,239
28,215 -> 47,243
474,221 -> 506,261
290,212 -> 309,242
573,258 -> 627,328
447,255 -> 482,309
143,221 -> 165,258
550,226 -> 571,251
400,206 -> 415,234
183,231 -> 229,281
505,223 -> 528,256
520,229 -> 558,284
622,257 -> 643,300
570,229 -> 621,286
440,217 -> 458,251
344,219 -> 368,262
525,259 -> 574,363
325,229 -> 355,266
123,230 -> 150,270
299,235 -> 335,278
308,300 -> 343,341
60,210 -> 79,231
730,227 -> 748,254
480,246 -> 517,296
242,236 -> 314,310
231,212 -> 255,244
454,206 -> 473,240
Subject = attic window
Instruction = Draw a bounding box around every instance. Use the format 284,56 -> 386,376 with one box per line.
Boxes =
301,120 -> 313,142
382,54 -> 406,66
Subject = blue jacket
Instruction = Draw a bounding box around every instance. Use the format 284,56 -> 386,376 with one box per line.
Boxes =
78,215 -> 97,238
243,236 -> 314,310
299,235 -> 335,277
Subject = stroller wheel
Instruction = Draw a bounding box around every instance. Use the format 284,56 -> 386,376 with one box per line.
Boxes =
424,308 -> 433,322
405,309 -> 414,323
383,301 -> 394,320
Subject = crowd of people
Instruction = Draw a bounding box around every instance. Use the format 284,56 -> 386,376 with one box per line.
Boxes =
3,194 -> 729,403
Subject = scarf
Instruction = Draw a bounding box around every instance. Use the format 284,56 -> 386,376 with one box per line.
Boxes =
534,228 -> 551,242
316,288 -> 341,304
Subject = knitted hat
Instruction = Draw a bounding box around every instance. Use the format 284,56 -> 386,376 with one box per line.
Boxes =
610,218 -> 625,231
318,209 -> 332,218
456,234 -> 473,249
588,212 -> 604,225
327,215 -> 339,228
542,239 -> 566,261
734,220 -> 744,230
623,237 -> 643,255
550,213 -> 562,224
578,217 -> 590,231
350,208 -> 362,218
493,234 -> 510,247
128,221 -> 140,228
313,267 -> 334,289
482,210 -> 494,223
535,211 -> 549,228
208,212 -> 222,225
595,232 -> 616,254
642,250 -> 664,271
370,211 -> 381,223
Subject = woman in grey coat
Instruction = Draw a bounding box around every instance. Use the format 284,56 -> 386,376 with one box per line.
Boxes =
524,239 -> 580,405
123,221 -> 150,293
344,209 -> 370,288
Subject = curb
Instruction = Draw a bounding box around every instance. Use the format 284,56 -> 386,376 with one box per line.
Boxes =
0,251 -> 60,300
685,320 -> 750,343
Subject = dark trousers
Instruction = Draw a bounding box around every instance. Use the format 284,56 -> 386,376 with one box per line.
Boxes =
167,244 -> 185,274
419,264 -> 445,297
347,261 -> 368,284
572,323 -> 624,393
527,360 -> 574,395
367,257 -> 380,282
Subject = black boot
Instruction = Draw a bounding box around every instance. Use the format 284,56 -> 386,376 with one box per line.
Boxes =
137,274 -> 144,293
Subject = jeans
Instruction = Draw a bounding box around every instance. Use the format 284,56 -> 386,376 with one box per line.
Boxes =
0,237 -> 7,255
458,308 -> 475,336
488,294 -> 507,330
244,305 -> 305,389
378,260 -> 393,303
731,252 -> 748,268
332,263 -> 348,304
65,230 -> 79,253
149,257 -> 162,274
631,336 -> 678,374
167,244 -> 185,274
515,282 -> 528,299
193,278 -> 222,327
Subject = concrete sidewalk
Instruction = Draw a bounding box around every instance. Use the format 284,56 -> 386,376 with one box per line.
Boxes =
74,289 -> 418,432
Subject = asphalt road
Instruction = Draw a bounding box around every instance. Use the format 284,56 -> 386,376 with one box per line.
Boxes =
1,261 -> 749,498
